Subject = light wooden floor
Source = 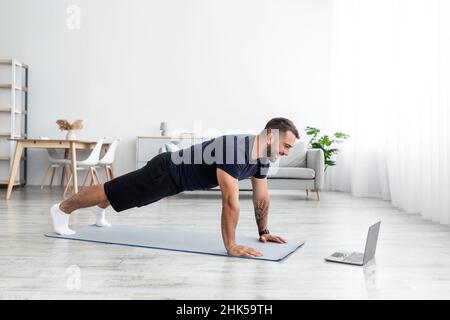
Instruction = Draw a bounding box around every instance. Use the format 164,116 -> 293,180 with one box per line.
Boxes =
1,186 -> 450,300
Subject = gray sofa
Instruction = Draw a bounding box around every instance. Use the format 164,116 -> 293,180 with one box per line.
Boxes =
238,141 -> 325,200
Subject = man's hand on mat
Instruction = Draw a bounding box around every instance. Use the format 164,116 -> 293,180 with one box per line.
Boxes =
227,244 -> 263,257
259,234 -> 288,244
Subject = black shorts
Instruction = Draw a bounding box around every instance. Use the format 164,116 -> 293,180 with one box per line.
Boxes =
104,152 -> 182,212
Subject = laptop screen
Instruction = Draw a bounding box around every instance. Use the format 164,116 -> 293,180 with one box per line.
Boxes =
363,221 -> 381,263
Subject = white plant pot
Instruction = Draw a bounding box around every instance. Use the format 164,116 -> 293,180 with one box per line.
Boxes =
66,130 -> 77,140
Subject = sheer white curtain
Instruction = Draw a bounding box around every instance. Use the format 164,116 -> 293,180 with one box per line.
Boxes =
326,0 -> 450,224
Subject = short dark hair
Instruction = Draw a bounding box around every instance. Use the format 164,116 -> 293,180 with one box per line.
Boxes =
264,117 -> 300,139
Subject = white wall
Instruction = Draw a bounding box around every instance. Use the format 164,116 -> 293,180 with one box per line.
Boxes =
0,0 -> 332,185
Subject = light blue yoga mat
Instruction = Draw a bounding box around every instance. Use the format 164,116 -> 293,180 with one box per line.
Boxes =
45,225 -> 305,261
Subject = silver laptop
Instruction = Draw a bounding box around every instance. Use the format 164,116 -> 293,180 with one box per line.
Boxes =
325,221 -> 381,266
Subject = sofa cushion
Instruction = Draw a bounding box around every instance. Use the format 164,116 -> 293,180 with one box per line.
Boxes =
164,142 -> 181,152
277,140 -> 307,168
267,167 -> 315,179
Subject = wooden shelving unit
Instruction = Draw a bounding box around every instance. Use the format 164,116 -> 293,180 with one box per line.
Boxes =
0,59 -> 28,187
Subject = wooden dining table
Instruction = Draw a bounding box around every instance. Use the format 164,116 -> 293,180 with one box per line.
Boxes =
5,138 -> 110,200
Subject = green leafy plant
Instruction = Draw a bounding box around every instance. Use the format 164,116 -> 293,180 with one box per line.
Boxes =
305,126 -> 349,172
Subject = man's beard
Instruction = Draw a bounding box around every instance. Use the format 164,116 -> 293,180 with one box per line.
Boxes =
266,143 -> 279,163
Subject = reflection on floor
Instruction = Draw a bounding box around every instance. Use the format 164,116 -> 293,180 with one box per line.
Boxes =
1,186 -> 450,299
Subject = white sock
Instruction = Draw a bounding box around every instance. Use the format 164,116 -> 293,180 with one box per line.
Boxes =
50,203 -> 76,235
93,206 -> 111,227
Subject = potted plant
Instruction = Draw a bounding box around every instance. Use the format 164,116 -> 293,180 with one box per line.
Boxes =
304,126 -> 349,172
56,119 -> 84,140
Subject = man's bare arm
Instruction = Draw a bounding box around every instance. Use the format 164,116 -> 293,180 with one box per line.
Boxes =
251,176 -> 288,244
251,176 -> 270,233
217,169 -> 262,257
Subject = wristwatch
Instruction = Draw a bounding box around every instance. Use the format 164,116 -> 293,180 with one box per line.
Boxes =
259,228 -> 270,236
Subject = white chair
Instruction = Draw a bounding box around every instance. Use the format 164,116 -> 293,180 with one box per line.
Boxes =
63,137 -> 106,197
40,137 -> 70,190
96,138 -> 120,181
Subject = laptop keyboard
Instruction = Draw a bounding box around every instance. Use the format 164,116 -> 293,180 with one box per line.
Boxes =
331,252 -> 347,258
331,252 -> 363,262
344,256 -> 363,262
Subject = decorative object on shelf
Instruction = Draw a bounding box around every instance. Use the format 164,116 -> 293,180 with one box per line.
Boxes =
56,119 -> 83,140
304,126 -> 349,172
160,122 -> 169,136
